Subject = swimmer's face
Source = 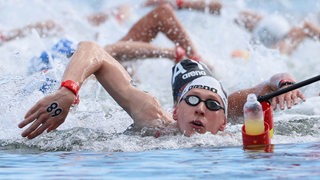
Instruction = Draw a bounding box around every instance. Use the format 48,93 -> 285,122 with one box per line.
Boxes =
173,88 -> 226,137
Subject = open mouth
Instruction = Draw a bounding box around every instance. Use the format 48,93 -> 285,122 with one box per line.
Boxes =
190,120 -> 205,129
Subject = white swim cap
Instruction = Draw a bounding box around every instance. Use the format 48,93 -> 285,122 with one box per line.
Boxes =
179,76 -> 228,117
252,14 -> 290,47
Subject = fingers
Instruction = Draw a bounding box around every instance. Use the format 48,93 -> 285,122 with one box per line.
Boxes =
22,116 -> 64,139
19,100 -> 46,128
278,94 -> 286,110
282,92 -> 295,109
21,112 -> 50,138
18,109 -> 39,128
271,90 -> 305,111
285,94 -> 293,109
291,92 -> 298,105
285,90 -> 305,108
27,122 -> 51,139
297,90 -> 306,101
47,120 -> 62,133
19,98 -> 67,139
271,97 -> 278,110
24,101 -> 42,118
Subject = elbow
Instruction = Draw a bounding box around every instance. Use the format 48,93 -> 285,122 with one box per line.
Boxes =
76,41 -> 106,66
73,41 -> 108,74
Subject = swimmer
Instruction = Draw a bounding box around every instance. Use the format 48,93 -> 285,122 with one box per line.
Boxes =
23,4 -> 203,96
18,41 -> 304,139
0,3 -> 134,45
145,0 -> 320,55
8,4 -> 202,64
235,11 -> 320,55
105,4 -> 202,62
15,5 -> 304,138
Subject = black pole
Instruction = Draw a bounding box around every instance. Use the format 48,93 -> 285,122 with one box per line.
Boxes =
258,74 -> 320,103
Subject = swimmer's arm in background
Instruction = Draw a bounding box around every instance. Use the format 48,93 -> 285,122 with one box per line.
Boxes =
104,41 -> 176,62
227,73 -> 305,121
303,21 -> 320,39
1,20 -> 62,42
144,0 -> 221,14
234,10 -> 263,32
278,21 -> 320,55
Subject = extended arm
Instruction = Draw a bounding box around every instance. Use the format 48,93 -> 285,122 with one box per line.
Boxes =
104,41 -> 176,62
0,20 -> 62,42
227,73 -> 305,120
18,41 -> 173,139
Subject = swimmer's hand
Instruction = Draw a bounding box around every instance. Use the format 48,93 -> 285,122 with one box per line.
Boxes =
271,87 -> 305,110
18,88 -> 76,139
128,91 -> 175,129
269,73 -> 306,110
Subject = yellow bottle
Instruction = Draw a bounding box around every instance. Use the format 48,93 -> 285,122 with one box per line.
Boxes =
243,94 -> 265,135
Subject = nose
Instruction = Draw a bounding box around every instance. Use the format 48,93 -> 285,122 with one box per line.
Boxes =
195,101 -> 206,116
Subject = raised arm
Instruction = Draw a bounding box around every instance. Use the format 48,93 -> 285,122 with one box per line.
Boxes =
120,4 -> 201,59
234,10 -> 263,32
18,41 -> 173,139
227,73 -> 305,120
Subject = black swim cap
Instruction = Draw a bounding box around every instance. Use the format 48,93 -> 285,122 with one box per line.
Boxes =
171,59 -> 213,103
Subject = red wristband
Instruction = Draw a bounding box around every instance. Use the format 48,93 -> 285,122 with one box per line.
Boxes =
61,80 -> 80,95
176,0 -> 183,9
278,80 -> 295,89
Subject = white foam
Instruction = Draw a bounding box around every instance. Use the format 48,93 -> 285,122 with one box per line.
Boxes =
1,0 -> 319,152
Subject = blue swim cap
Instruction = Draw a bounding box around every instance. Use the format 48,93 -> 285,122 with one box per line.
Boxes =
51,39 -> 75,58
28,51 -> 52,74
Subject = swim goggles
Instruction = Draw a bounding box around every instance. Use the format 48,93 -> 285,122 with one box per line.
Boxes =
180,95 -> 225,112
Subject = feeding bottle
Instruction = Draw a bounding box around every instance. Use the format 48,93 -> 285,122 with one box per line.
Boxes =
243,94 -> 264,135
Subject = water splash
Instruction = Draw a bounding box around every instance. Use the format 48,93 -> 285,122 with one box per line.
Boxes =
0,0 -> 319,152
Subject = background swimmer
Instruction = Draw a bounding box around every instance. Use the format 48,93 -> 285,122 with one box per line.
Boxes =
145,0 -> 320,56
